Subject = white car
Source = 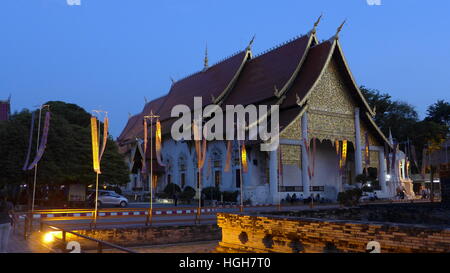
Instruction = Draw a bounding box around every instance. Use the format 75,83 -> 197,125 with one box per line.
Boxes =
89,190 -> 128,207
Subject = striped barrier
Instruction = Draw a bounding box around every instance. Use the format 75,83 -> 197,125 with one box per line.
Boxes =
18,207 -> 220,219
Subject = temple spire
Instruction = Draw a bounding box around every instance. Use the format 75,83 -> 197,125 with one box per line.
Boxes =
246,35 -> 255,51
335,20 -> 346,38
203,43 -> 209,70
311,14 -> 323,34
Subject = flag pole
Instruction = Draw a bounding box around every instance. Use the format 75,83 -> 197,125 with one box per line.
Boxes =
144,111 -> 159,225
31,104 -> 49,213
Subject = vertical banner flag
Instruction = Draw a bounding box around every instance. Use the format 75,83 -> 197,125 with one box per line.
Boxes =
241,142 -> 248,173
90,116 -> 100,173
365,131 -> 370,168
341,140 -> 348,175
278,147 -> 283,189
28,112 -> 51,170
98,116 -> 109,162
224,140 -> 232,172
22,112 -> 35,171
312,137 -> 316,178
384,143 -> 390,174
142,118 -> 148,177
304,138 -> 311,179
155,119 -> 166,166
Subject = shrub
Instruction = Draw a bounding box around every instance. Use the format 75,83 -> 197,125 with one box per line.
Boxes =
203,187 -> 221,200
221,191 -> 239,203
337,188 -> 363,207
163,183 -> 181,196
355,174 -> 370,184
179,186 -> 196,203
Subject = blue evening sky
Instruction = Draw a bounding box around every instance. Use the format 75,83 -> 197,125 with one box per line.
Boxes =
1,0 -> 449,138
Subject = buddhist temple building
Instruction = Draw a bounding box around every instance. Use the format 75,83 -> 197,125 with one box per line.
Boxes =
118,19 -> 398,204
0,96 -> 11,121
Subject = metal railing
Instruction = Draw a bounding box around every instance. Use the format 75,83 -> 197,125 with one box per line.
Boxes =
44,224 -> 138,253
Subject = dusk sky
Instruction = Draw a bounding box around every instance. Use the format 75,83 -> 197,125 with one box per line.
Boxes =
1,0 -> 449,138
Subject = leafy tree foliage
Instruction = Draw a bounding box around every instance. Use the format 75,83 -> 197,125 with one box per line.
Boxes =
360,86 -> 449,171
0,101 -> 129,188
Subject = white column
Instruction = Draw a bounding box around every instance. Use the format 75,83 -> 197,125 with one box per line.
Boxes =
269,150 -> 279,204
378,148 -> 387,195
354,107 -> 363,175
301,112 -> 311,198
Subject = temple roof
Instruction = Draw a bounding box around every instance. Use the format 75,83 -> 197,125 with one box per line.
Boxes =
118,25 -> 390,152
223,34 -> 312,106
156,50 -> 250,122
117,95 -> 166,144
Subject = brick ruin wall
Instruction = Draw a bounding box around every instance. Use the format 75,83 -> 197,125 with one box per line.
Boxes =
216,213 -> 450,253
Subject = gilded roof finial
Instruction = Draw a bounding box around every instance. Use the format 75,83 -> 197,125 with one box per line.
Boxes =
335,20 -> 346,38
312,14 -> 323,34
246,35 -> 256,51
204,43 -> 209,70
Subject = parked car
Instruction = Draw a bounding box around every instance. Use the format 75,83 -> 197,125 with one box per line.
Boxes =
87,190 -> 128,207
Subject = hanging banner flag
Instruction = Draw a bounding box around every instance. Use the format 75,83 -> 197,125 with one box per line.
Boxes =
22,112 -> 35,171
193,122 -> 207,169
303,138 -> 312,179
335,140 -> 340,156
142,118 -> 148,178
224,140 -> 232,172
411,145 -> 419,171
90,116 -> 100,173
28,112 -> 51,170
98,116 -> 109,162
365,131 -> 370,167
278,147 -> 283,189
155,119 -> 166,167
241,142 -> 248,173
312,137 -> 316,178
341,140 -> 348,174
384,143 -> 390,174
206,157 -> 212,180
391,144 -> 397,173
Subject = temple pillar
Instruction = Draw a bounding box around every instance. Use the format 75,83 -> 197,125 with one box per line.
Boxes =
354,107 -> 363,176
301,112 -> 311,198
378,148 -> 387,195
269,149 -> 279,204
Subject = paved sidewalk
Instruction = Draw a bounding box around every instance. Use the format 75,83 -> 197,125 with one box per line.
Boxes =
6,223 -> 53,253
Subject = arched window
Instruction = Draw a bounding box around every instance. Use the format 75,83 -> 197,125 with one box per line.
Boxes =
211,148 -> 222,188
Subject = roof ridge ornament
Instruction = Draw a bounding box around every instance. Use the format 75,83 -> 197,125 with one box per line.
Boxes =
311,14 -> 323,34
335,19 -> 346,39
246,35 -> 256,51
204,43 -> 209,70
170,77 -> 176,84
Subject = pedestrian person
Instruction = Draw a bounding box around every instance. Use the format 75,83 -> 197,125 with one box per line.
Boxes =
0,193 -> 14,253
173,193 -> 178,207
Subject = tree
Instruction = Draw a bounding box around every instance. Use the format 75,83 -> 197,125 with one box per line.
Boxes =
0,101 -> 129,188
425,100 -> 450,129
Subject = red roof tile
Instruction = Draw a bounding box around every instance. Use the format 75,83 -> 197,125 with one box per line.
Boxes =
157,51 -> 248,121
223,35 -> 311,106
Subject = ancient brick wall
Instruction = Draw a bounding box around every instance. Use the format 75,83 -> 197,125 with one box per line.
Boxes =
64,224 -> 221,249
216,213 -> 450,253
